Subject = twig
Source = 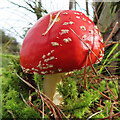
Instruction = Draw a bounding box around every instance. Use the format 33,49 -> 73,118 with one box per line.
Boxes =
42,11 -> 62,36
37,84 -> 45,120
96,0 -> 104,14
28,100 -> 46,115
104,22 -> 118,46
93,0 -> 104,20
106,84 -> 118,101
84,52 -> 89,90
100,112 -> 120,120
70,28 -> 112,76
88,52 -> 97,75
20,93 -> 30,107
8,0 -> 34,13
49,13 -> 53,27
39,94 -> 59,119
109,103 -> 114,120
29,90 -> 32,103
92,6 -> 99,30
16,73 -> 37,91
70,28 -> 119,94
40,92 -> 65,119
91,86 -> 112,101
16,73 -> 56,116
87,110 -> 102,120
86,0 -> 89,16
104,41 -> 118,47
118,78 -> 120,101
7,110 -> 16,120
16,73 -> 67,119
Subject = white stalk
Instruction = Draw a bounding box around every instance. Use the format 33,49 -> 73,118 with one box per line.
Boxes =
43,73 -> 63,105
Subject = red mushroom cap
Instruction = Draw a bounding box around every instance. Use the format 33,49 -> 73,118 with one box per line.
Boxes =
20,10 -> 104,74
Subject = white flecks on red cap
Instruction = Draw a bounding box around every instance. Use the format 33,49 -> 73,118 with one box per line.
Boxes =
58,68 -> 62,72
74,12 -> 80,15
82,35 -> 87,40
63,21 -> 74,25
63,37 -> 72,43
47,53 -> 51,56
88,21 -> 91,24
20,10 -> 104,75
82,18 -> 86,21
51,42 -> 59,46
63,12 -> 68,15
89,30 -> 94,34
59,29 -> 69,35
42,55 -> 46,59
80,26 -> 86,31
76,16 -> 80,19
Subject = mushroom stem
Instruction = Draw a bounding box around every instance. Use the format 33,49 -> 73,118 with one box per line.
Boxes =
43,73 -> 63,104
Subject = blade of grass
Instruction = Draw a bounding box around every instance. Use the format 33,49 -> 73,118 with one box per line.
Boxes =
106,51 -> 120,66
2,38 -> 13,52
99,42 -> 120,74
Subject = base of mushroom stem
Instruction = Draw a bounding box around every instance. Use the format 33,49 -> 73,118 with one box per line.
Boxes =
43,73 -> 63,105
53,85 -> 63,105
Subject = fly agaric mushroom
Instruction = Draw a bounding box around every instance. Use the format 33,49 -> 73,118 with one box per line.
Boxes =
20,10 -> 104,104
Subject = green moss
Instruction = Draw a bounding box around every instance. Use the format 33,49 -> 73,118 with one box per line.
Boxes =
2,57 -> 43,119
1,55 -> 120,119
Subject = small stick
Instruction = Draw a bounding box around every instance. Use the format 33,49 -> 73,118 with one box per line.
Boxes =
49,13 -> 52,27
88,53 -> 97,75
20,93 -> 30,107
7,110 -> 16,120
109,103 -> 114,120
104,41 -> 118,47
92,6 -> 99,30
99,99 -> 102,107
37,84 -> 45,120
96,0 -> 104,14
84,52 -> 89,90
40,93 -> 64,119
95,102 -> 104,108
93,0 -> 104,20
87,110 -> 102,120
43,11 -> 62,36
100,112 -> 120,120
106,84 -> 118,101
29,90 -> 32,104
16,73 -> 66,119
16,73 -> 37,91
28,100 -> 46,115
70,28 -> 117,90
104,22 -> 118,46
91,86 -> 112,101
